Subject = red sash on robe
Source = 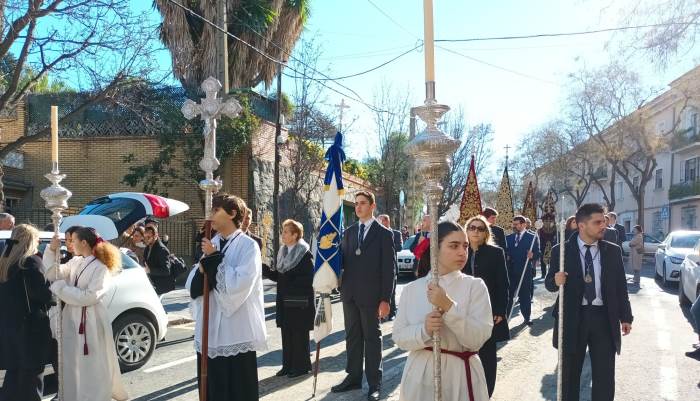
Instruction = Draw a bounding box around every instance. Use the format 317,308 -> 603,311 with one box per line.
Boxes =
424,347 -> 478,401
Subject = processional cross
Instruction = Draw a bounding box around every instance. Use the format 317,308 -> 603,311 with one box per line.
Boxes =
181,76 -> 242,401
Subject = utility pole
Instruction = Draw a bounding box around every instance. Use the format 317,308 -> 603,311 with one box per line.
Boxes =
215,1 -> 229,93
273,65 -> 283,265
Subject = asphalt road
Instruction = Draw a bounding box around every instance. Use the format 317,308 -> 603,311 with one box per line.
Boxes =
26,257 -> 700,400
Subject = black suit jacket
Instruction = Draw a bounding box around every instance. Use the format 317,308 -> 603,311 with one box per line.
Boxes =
463,244 -> 510,341
545,234 -> 633,354
340,221 -> 395,307
614,224 -> 626,247
391,229 -> 403,252
603,227 -> 618,244
490,224 -> 507,251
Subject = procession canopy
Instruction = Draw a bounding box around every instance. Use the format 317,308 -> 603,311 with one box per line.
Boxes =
457,155 -> 483,226
494,165 -> 515,231
521,181 -> 537,225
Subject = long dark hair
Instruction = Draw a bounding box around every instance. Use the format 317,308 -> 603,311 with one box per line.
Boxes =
416,220 -> 464,278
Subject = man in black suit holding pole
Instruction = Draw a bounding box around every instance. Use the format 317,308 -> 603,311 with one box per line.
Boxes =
332,191 -> 395,401
546,203 -> 633,401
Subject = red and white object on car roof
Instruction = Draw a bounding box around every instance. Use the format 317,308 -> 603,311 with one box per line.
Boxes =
109,192 -> 189,218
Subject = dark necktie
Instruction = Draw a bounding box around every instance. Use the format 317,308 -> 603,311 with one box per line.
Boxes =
219,237 -> 229,250
584,245 -> 597,304
515,233 -> 521,247
359,223 -> 366,247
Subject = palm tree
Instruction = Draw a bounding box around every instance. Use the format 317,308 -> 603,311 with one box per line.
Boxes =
154,0 -> 309,91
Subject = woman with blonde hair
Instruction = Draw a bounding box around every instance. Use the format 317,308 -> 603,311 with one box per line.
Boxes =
44,227 -> 127,401
263,219 -> 315,378
462,215 -> 510,397
0,224 -> 52,401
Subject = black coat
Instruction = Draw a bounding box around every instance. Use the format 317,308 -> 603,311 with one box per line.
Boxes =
545,234 -> 633,354
490,224 -> 507,251
340,222 -> 395,307
0,255 -> 53,369
614,223 -> 626,247
263,251 -> 315,330
603,227 -> 618,244
391,229 -> 403,252
145,240 -> 174,295
463,244 -> 511,342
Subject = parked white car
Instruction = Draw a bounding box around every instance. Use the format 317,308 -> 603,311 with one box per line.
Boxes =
655,231 -> 700,287
679,239 -> 700,306
2,229 -> 168,372
621,233 -> 661,256
396,235 -> 417,277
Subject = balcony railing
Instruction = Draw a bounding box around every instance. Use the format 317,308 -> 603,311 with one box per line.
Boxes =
669,181 -> 700,200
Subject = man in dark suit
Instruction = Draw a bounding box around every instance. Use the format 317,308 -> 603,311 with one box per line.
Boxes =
608,211 -> 626,248
241,207 -> 270,271
377,214 -> 402,321
546,203 -> 633,401
505,215 -> 540,325
332,191 -> 394,401
483,207 -> 507,250
603,215 -> 619,244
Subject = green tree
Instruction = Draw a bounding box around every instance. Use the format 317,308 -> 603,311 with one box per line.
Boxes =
154,0 -> 310,90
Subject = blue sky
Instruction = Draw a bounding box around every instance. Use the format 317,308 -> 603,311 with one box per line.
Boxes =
40,1 -> 698,181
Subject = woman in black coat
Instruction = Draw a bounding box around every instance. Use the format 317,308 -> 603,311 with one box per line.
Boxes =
0,225 -> 53,401
263,219 -> 315,378
462,215 -> 510,398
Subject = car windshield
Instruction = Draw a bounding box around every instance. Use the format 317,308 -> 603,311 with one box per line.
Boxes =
402,235 -> 416,250
671,234 -> 700,248
79,197 -> 146,233
643,234 -> 659,243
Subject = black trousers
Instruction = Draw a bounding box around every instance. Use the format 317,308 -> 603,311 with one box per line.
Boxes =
196,351 -> 258,401
281,327 -> 311,373
562,306 -> 615,401
0,367 -> 44,401
478,336 -> 497,398
343,300 -> 383,388
389,265 -> 398,317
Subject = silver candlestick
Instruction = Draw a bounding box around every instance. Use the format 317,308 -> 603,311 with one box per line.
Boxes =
40,161 -> 72,401
406,81 -> 460,401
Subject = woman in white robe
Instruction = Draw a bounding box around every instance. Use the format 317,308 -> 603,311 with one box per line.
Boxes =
44,227 -> 128,401
393,220 -> 493,401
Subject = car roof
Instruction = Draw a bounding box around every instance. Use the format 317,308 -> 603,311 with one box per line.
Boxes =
670,230 -> 700,237
0,230 -> 64,239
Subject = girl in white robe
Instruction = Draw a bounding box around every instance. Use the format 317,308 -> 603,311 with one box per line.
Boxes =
393,220 -> 493,401
44,227 -> 128,401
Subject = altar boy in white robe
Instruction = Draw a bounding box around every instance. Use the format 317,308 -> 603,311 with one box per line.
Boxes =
393,221 -> 493,401
186,194 -> 267,401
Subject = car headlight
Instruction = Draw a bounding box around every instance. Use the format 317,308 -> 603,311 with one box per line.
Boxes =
670,256 -> 684,264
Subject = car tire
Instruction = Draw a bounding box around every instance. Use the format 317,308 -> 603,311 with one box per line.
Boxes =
679,272 -> 692,306
655,260 -> 662,279
113,313 -> 157,373
662,263 -> 668,288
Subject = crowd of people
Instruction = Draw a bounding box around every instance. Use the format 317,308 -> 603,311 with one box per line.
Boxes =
2,189 -> 700,401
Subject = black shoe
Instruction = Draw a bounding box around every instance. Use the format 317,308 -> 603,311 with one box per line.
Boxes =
275,368 -> 289,377
685,348 -> 700,360
331,377 -> 362,393
367,386 -> 381,401
525,320 -> 533,326
287,370 -> 309,378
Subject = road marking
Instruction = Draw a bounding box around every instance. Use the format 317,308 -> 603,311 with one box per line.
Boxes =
143,355 -> 197,373
649,288 -> 678,400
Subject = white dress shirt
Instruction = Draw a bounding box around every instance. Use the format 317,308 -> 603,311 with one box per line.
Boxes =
358,217 -> 376,242
576,236 -> 604,306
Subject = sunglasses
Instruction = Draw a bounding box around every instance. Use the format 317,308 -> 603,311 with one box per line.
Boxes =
467,225 -> 487,233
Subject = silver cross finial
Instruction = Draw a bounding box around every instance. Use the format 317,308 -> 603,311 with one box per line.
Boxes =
181,77 -> 243,217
